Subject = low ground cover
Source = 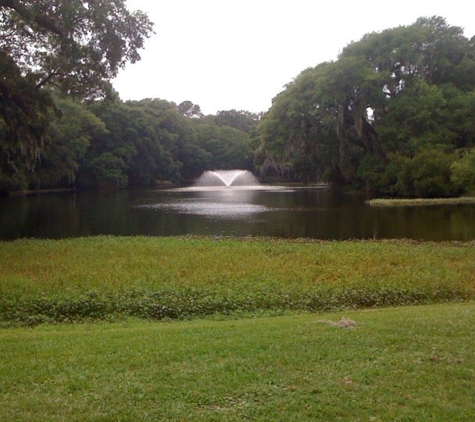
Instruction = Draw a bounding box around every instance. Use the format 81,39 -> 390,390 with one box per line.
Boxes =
366,197 -> 475,206
1,236 -> 474,325
0,303 -> 474,421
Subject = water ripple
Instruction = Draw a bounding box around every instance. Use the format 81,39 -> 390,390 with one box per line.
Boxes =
136,201 -> 274,219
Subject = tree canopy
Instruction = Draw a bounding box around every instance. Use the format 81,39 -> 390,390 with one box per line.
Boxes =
254,16 -> 475,196
3,13 -> 475,198
0,0 -> 153,184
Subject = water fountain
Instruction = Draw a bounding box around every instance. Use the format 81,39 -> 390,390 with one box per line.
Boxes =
194,170 -> 259,187
140,169 -> 266,219
149,169 -> 288,218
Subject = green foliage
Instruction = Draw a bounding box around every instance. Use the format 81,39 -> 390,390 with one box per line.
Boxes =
177,100 -> 203,118
0,0 -> 153,189
79,99 -> 184,187
192,120 -> 254,171
75,99 -> 255,187
451,148 -> 475,193
0,91 -> 257,192
376,81 -> 454,155
411,149 -> 458,197
4,12 -> 475,196
87,152 -> 130,187
1,236 -> 473,325
254,16 -> 475,196
30,96 -> 107,188
384,149 -> 459,198
357,154 -> 387,193
213,109 -> 261,134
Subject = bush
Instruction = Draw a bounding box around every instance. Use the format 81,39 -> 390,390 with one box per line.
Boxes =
385,149 -> 458,197
451,148 -> 475,193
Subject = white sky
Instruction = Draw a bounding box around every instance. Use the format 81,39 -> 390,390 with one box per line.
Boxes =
112,0 -> 475,115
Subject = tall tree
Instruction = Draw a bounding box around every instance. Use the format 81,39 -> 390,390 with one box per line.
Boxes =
177,101 -> 203,118
254,16 -> 475,196
0,0 -> 153,191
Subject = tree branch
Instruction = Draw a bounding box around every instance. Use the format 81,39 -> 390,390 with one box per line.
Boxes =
0,0 -> 66,38
36,69 -> 59,90
0,78 -> 37,118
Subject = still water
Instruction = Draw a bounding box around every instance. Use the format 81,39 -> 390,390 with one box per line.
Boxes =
1,185 -> 475,241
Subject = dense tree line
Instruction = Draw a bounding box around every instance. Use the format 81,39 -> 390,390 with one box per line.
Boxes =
254,17 -> 475,197
0,93 -> 259,192
0,1 -> 258,194
0,0 -> 151,193
78,100 -> 257,188
2,6 -> 475,199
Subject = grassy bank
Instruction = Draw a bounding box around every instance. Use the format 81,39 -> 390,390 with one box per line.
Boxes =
1,303 -> 474,421
366,197 -> 475,206
1,236 -> 474,325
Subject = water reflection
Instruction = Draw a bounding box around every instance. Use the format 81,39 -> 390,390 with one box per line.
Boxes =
1,187 -> 475,241
137,200 -> 270,219
137,186 -> 287,219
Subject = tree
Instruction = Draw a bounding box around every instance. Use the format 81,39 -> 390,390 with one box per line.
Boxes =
192,121 -> 253,171
383,149 -> 458,198
80,100 -> 148,188
177,101 -> 203,118
451,148 -> 475,194
0,0 -> 153,190
213,110 -> 261,134
80,98 -> 201,187
254,16 -> 475,196
31,96 -> 107,188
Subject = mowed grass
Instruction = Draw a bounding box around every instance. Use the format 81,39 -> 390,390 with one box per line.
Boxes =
1,236 -> 474,325
0,303 -> 474,421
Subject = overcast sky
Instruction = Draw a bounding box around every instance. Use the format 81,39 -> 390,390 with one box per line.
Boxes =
112,1 -> 475,115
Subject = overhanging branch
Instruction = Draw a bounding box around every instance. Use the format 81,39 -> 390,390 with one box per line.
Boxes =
0,0 -> 66,38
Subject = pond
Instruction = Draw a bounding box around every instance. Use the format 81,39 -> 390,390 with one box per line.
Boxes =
1,183 -> 475,241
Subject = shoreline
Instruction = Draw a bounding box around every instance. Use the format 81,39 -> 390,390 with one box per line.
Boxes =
366,197 -> 475,206
9,187 -> 76,196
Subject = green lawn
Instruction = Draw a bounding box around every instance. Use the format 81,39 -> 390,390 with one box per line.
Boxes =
2,237 -> 474,419
1,303 -> 474,421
